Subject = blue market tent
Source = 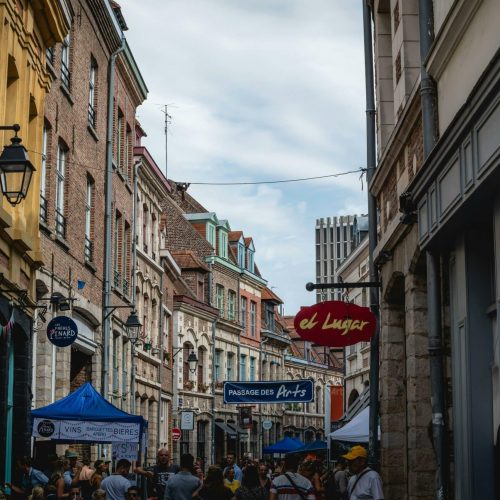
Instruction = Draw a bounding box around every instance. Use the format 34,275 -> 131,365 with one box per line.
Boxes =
263,437 -> 304,454
295,439 -> 328,452
31,382 -> 147,443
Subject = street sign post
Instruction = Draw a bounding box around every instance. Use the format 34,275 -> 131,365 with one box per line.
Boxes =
180,411 -> 194,430
223,380 -> 314,404
172,427 -> 181,441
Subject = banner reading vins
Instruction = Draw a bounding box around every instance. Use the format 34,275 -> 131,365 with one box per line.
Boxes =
223,380 -> 314,404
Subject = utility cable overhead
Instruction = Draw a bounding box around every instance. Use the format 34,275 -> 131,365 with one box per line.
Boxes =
181,168 -> 367,186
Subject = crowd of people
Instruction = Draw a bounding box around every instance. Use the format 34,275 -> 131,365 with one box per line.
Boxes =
2,445 -> 383,500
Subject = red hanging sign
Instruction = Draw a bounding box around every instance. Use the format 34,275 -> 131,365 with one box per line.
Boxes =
294,301 -> 376,347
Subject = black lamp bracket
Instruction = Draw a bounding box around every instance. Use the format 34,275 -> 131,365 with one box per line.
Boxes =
104,304 -> 135,321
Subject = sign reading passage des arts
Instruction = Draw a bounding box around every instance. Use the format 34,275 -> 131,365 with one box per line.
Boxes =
47,316 -> 78,347
294,301 -> 376,347
224,380 -> 314,404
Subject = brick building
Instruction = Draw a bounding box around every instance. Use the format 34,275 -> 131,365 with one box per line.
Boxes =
0,0 -> 70,481
33,0 -> 147,458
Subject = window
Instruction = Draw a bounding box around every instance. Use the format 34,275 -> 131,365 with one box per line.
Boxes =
215,285 -> 224,317
207,223 -> 216,247
125,126 -> 132,180
116,110 -> 124,169
197,347 -> 204,387
250,357 -> 256,381
219,230 -> 228,259
112,333 -> 119,394
55,144 -> 66,238
228,290 -> 236,320
241,296 -> 247,330
88,59 -> 97,127
247,249 -> 255,273
123,223 -> 130,296
238,243 -> 245,267
239,354 -> 247,381
265,304 -> 274,331
113,211 -> 122,288
183,344 -> 192,385
227,353 -> 233,381
122,339 -> 128,409
197,421 -> 207,463
40,125 -> 48,223
214,350 -> 222,381
250,301 -> 256,337
84,177 -> 94,262
61,35 -> 71,88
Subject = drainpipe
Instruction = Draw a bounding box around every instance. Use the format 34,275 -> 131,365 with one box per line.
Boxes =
130,160 -> 141,413
418,2 -> 447,497
157,273 -> 164,451
362,0 -> 381,469
102,39 -> 126,399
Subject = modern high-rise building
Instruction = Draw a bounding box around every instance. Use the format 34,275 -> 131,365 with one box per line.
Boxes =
314,215 -> 368,302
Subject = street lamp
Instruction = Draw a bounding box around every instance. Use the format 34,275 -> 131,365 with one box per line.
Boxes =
187,350 -> 198,374
0,124 -> 35,205
125,310 -> 142,344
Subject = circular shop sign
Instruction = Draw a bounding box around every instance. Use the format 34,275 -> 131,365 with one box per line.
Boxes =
37,419 -> 55,438
262,420 -> 273,431
47,316 -> 78,347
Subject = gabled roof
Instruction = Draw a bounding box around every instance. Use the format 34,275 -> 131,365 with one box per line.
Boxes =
228,231 -> 244,243
184,212 -> 218,224
244,237 -> 255,251
218,219 -> 231,231
171,251 -> 210,272
262,287 -> 283,304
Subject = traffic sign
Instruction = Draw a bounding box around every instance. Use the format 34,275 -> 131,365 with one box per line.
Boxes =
262,420 -> 273,430
172,427 -> 181,441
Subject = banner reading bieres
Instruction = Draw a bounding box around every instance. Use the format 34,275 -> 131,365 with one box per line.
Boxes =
223,380 -> 314,404
32,418 -> 141,442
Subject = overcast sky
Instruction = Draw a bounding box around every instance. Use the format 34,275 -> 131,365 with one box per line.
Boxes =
121,0 -> 367,315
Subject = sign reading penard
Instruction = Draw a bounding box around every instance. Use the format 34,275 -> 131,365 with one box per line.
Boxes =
46,316 -> 78,347
294,301 -> 376,347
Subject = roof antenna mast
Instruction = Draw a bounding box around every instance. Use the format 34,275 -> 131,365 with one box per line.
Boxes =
163,104 -> 172,178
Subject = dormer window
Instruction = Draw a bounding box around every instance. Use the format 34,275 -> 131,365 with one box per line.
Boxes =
247,249 -> 255,273
206,223 -> 216,247
218,230 -> 228,259
238,243 -> 245,268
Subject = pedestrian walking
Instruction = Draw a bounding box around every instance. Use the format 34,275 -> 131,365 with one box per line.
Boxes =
164,454 -> 200,500
234,465 -> 267,500
223,453 -> 243,482
7,457 -> 49,498
343,446 -> 384,500
257,463 -> 272,491
134,448 -> 179,499
270,454 -> 316,500
196,466 -> 232,500
324,460 -> 348,500
101,459 -> 132,500
223,466 -> 240,494
90,461 -> 107,492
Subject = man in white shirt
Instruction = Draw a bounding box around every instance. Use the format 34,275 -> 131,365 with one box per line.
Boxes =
343,445 -> 384,500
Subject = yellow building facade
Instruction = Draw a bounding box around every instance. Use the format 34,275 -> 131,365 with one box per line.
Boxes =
0,0 -> 70,482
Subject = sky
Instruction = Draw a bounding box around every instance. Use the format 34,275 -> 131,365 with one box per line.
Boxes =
121,0 -> 368,315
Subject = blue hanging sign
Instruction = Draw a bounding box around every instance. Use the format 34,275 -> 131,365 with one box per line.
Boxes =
223,380 -> 314,404
47,316 -> 78,347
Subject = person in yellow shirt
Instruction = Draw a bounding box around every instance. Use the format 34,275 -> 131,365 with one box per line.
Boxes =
224,467 -> 241,494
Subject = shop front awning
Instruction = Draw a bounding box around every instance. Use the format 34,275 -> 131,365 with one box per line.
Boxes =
215,421 -> 237,437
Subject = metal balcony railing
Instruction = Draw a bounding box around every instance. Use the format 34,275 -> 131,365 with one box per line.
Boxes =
114,270 -> 122,289
55,209 -> 66,239
61,60 -> 71,88
88,103 -> 96,128
122,278 -> 129,297
40,195 -> 48,224
84,236 -> 93,262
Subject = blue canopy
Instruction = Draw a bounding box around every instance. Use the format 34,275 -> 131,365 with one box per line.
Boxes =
32,382 -> 144,423
295,439 -> 327,452
31,382 -> 146,443
263,437 -> 304,454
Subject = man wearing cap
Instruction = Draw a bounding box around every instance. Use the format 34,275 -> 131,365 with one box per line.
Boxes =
64,450 -> 83,490
342,446 -> 384,500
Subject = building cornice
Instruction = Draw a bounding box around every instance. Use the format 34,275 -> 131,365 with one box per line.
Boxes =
174,294 -> 218,321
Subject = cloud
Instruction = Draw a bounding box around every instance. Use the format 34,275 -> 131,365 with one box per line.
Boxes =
122,0 -> 367,313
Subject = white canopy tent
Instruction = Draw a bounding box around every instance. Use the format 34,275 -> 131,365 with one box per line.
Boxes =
329,406 -> 380,443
